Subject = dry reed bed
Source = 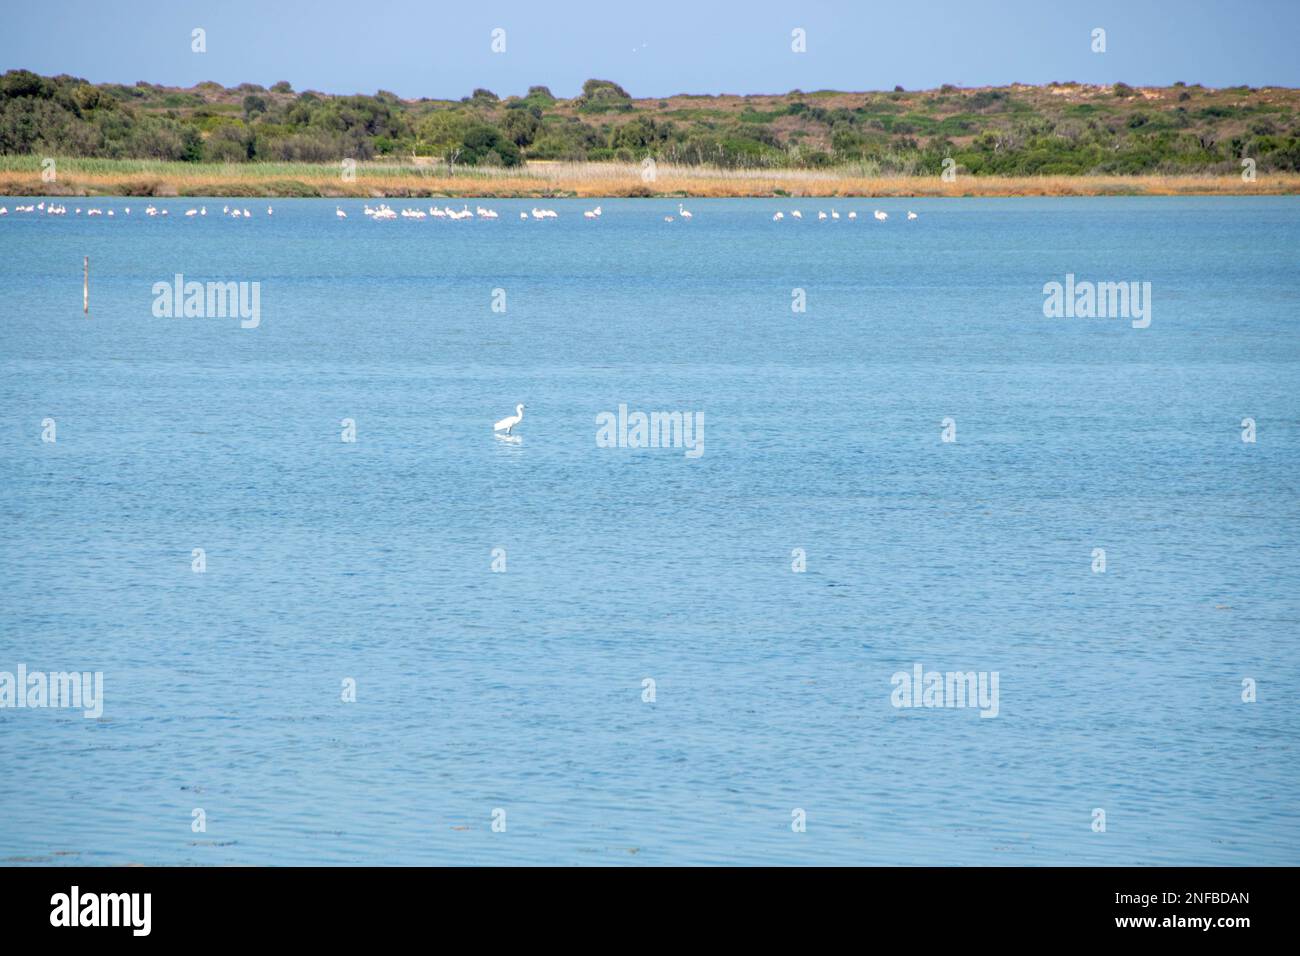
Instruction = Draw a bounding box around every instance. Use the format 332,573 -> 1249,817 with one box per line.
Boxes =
1,160 -> 1296,198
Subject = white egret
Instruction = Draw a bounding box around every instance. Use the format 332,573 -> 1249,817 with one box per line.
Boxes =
494,403 -> 525,435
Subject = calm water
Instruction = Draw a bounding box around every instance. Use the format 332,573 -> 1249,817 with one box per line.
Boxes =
1,196 -> 1297,866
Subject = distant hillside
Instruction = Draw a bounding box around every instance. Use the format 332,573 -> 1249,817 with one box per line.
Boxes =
3,70 -> 1298,176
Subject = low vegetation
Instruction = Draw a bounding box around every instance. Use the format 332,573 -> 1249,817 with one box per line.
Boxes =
3,70 -> 1298,195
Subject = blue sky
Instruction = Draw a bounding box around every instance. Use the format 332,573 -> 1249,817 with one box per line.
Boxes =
3,0 -> 1298,98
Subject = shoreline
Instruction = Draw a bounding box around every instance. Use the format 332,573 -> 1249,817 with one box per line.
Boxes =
2,160 -> 1296,199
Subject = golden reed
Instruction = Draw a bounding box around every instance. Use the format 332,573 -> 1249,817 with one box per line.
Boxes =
3,158 -> 1296,198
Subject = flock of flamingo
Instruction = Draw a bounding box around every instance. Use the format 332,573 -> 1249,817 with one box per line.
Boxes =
0,201 -> 274,218
348,202 -> 507,220
773,208 -> 918,221
339,203 -> 592,221
1,200 -> 918,223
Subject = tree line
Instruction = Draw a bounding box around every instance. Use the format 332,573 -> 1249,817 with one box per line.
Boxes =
2,70 -> 1297,174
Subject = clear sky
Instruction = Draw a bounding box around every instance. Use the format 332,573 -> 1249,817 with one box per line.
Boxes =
3,0 -> 1298,98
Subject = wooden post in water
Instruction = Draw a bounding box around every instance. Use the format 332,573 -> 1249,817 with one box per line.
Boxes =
83,256 -> 89,315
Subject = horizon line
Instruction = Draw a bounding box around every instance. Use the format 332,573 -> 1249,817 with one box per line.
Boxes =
8,68 -> 1297,103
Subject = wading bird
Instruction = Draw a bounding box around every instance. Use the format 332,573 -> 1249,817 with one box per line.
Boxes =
494,403 -> 525,436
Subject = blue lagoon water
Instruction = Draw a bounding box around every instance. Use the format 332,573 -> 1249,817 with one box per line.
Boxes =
1,196 -> 1297,865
